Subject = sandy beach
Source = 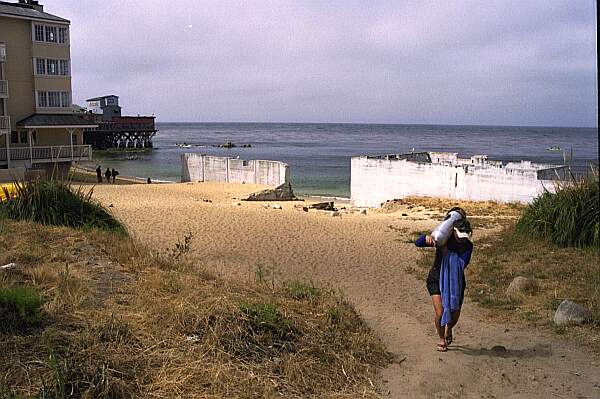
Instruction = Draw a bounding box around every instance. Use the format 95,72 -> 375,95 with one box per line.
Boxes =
92,182 -> 438,287
91,182 -> 600,399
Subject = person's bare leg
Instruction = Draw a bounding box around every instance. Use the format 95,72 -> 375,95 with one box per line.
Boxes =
431,295 -> 446,351
444,307 -> 461,345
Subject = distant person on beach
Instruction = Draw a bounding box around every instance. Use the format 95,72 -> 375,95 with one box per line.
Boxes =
96,165 -> 102,183
111,168 -> 119,184
415,208 -> 473,352
104,168 -> 111,183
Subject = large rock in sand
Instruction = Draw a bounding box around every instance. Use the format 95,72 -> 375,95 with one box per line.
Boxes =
553,300 -> 592,326
245,182 -> 297,201
506,276 -> 538,298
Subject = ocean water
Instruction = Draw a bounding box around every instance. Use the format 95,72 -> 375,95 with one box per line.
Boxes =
87,123 -> 599,198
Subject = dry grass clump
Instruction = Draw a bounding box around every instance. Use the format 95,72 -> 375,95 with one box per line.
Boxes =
0,180 -> 125,233
381,196 -> 523,229
467,225 -> 600,351
0,218 -> 392,398
401,196 -> 523,217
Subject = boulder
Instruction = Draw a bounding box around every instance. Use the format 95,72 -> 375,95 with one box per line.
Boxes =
309,201 -> 335,211
245,182 -> 297,201
506,276 -> 538,298
553,300 -> 592,326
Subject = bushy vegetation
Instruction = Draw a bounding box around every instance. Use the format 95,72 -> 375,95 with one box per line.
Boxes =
0,286 -> 43,333
517,171 -> 599,248
0,219 -> 392,398
0,180 -> 124,233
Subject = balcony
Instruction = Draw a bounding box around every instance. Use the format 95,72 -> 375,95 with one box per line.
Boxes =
0,116 -> 9,134
0,43 -> 5,62
0,145 -> 92,165
0,80 -> 7,98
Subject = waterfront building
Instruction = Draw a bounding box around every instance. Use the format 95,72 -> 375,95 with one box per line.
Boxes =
0,0 -> 97,180
83,95 -> 157,150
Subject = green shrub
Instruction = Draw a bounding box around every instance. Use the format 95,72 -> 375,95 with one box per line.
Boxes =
0,180 -> 124,233
517,171 -> 599,248
238,302 -> 296,339
0,286 -> 43,332
284,281 -> 320,301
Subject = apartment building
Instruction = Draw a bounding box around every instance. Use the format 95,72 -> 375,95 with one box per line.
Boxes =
0,0 -> 96,179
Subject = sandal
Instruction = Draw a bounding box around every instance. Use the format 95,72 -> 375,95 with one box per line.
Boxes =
445,330 -> 453,346
437,342 -> 447,352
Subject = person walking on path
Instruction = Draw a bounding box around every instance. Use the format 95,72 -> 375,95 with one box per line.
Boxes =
96,165 -> 102,183
415,208 -> 473,352
104,167 -> 111,183
111,168 -> 119,184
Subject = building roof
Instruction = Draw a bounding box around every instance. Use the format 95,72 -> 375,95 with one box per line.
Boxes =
0,1 -> 69,24
17,114 -> 98,128
86,95 -> 119,101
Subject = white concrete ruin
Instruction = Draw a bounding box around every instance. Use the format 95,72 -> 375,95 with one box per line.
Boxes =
181,154 -> 289,186
351,152 -> 569,207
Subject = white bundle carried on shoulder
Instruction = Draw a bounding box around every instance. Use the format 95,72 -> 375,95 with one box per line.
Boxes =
431,210 -> 463,246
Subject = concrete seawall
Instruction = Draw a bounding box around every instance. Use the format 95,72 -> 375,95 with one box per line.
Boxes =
181,154 -> 289,186
351,153 -> 568,207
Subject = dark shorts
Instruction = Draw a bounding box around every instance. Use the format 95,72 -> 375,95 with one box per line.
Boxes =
426,266 -> 466,305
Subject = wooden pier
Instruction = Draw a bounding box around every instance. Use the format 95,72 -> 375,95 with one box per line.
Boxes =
84,116 -> 157,150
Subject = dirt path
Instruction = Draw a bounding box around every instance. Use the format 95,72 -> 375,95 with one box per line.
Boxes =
331,249 -> 600,399
93,183 -> 600,398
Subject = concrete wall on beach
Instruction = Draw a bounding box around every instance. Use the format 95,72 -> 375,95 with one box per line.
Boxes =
181,154 -> 289,186
351,156 -> 567,207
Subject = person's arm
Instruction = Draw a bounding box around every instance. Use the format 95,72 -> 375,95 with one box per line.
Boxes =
415,234 -> 435,247
458,241 -> 473,267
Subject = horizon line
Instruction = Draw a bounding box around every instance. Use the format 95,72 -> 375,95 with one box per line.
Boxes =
153,120 -> 599,129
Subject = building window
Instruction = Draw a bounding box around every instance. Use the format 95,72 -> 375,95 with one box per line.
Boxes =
34,24 -> 44,41
47,59 -> 59,75
48,91 -> 61,107
34,59 -> 70,76
35,58 -> 46,75
60,92 -> 70,107
33,24 -> 69,44
45,26 -> 57,43
37,91 -> 48,107
58,27 -> 69,44
37,91 -> 70,108
10,131 -> 18,144
19,131 -> 28,144
59,60 -> 70,76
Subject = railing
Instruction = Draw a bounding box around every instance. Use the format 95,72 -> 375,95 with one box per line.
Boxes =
0,80 -> 8,98
0,116 -> 9,133
0,145 -> 92,162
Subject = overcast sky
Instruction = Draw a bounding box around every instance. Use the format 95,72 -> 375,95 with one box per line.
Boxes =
45,0 -> 597,126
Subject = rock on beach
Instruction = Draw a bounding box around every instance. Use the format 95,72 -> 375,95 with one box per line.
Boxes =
554,300 -> 592,326
506,276 -> 538,298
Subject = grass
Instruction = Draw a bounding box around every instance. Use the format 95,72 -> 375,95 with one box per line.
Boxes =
467,225 -> 600,350
283,280 -> 321,301
0,180 -> 124,233
0,218 -> 392,398
516,171 -> 599,248
0,286 -> 43,333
